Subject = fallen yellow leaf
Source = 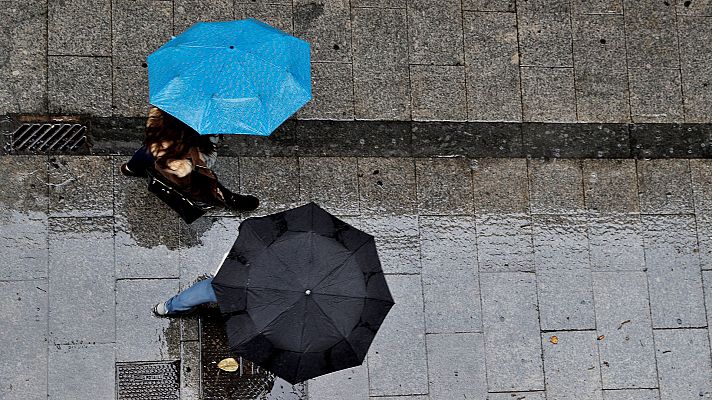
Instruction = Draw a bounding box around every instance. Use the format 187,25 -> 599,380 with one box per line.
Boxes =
597,335 -> 605,341
550,335 -> 558,344
217,358 -> 239,372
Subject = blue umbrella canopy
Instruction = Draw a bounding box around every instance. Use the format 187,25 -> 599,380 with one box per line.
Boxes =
148,19 -> 311,136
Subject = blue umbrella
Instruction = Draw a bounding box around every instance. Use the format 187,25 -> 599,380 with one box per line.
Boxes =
147,19 -> 311,136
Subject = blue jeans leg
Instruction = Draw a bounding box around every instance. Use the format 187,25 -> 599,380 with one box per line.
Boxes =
126,145 -> 155,175
165,278 -> 217,313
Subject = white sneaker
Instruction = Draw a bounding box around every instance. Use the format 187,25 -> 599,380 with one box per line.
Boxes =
152,302 -> 169,317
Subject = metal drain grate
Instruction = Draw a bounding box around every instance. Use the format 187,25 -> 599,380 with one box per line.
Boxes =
5,123 -> 87,153
116,361 -> 180,400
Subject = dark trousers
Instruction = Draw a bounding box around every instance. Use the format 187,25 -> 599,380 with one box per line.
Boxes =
126,145 -> 154,175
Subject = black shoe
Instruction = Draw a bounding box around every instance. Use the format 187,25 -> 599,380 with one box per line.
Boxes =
226,193 -> 260,212
120,163 -> 146,178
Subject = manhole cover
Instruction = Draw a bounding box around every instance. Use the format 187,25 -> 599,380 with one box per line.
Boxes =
5,123 -> 87,153
116,361 -> 180,400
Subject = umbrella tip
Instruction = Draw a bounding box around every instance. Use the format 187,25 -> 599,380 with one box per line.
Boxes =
305,289 -> 311,295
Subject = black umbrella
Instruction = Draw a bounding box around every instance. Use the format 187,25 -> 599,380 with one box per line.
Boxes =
212,202 -> 395,384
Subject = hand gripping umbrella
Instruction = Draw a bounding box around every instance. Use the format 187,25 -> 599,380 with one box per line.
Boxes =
211,203 -> 395,383
147,19 -> 311,136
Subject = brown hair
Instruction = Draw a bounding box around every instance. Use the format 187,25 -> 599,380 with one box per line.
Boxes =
144,107 -> 216,163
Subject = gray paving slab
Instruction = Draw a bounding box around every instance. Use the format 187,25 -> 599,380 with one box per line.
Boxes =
112,0 -> 172,67
48,217 -> 114,344
528,159 -> 585,214
180,340 -> 200,400
114,164 -> 181,279
420,216 -> 481,333
407,0 -> 464,65
623,0 -> 679,68
677,0 -> 712,15
518,13 -> 574,67
0,281 -> 48,400
179,216 -> 242,289
235,3 -> 293,33
239,156 -> 300,214
588,214 -> 645,272
410,65 -> 467,121
476,214 -> 535,273
48,0 -> 110,56
481,272 -> 544,392
533,214 -> 589,270
487,393 -> 547,400
345,215 -> 420,274
697,214 -> 712,271
351,0 -> 405,7
583,159 -> 639,213
173,0 -> 234,33
0,156 -> 48,280
573,0 -> 622,14
112,66 -> 149,117
521,67 -> 577,122
415,158 -> 473,215
603,389 -> 661,400
628,67 -> 684,123
704,271 -> 712,350
48,155 -> 113,217
295,62 -> 354,120
538,270 -> 596,331
293,0 -> 351,62
572,15 -> 630,123
472,158 -> 529,214
678,16 -> 712,122
307,365 -> 368,400
592,272 -> 657,389
48,343 -> 115,400
0,2 -> 47,114
353,65 -> 411,121
642,215 -> 707,328
654,328 -> 712,399
367,274 -> 428,396
358,157 -> 417,215
523,123 -> 630,158
463,11 -> 521,122
691,159 -> 712,214
426,332 -> 487,399
462,0 -> 516,11
115,278 -> 181,361
48,56 -> 113,117
516,0 -> 571,13
180,314 -> 199,342
636,159 -> 693,214
542,331 -> 604,400
299,157 -> 359,215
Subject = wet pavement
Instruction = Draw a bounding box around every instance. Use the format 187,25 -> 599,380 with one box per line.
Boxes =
1,152 -> 712,399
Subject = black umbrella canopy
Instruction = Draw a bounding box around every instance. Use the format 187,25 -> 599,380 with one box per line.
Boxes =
212,202 -> 394,384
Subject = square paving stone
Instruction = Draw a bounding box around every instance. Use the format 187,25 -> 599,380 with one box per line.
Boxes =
642,215 -> 707,328
629,123 -> 712,159
583,159 -> 639,213
678,0 -> 712,15
588,214 -> 645,272
426,333 -> 487,399
704,271 -> 712,346
295,62 -> 354,120
353,66 -> 411,120
113,66 -> 149,117
114,161 -> 180,279
573,0 -> 623,14
516,0 -> 571,13
180,341 -> 200,399
521,67 -> 577,122
678,17 -> 712,122
179,217 -> 242,289
0,281 -> 48,400
463,11 -> 522,122
488,393 -> 547,400
636,159 -> 693,214
345,215 -> 420,274
623,0 -> 679,68
49,217 -> 115,344
48,156 -> 113,217
0,156 -> 48,280
293,0 -> 352,62
307,365 -> 368,400
415,158 -> 473,215
48,344 -> 115,400
299,157 -> 359,215
476,214 -> 535,273
533,214 -> 589,271
296,120 -> 411,157
112,0 -> 172,67
603,389 -> 660,400
481,272 -> 544,392
592,272 -> 657,389
518,13 -> 573,67
654,329 -> 712,399
48,56 -> 113,116
174,0 -> 234,33
235,3 -> 293,33
239,157 -> 300,214
462,0 -> 516,11
528,159 -> 585,214
358,157 -> 416,215
420,217 -> 481,333
681,65 -> 712,123
48,0 -> 110,56
628,67 -> 684,123
542,331 -> 604,400
351,7 -> 408,70
407,0 -> 464,65
472,158 -> 529,213
410,65 -> 467,121
538,270 -> 596,331
116,278 -> 181,361
351,0 -> 405,7
411,122 -> 524,158
523,123 -> 630,158
696,214 -> 712,271
367,275 -> 428,396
